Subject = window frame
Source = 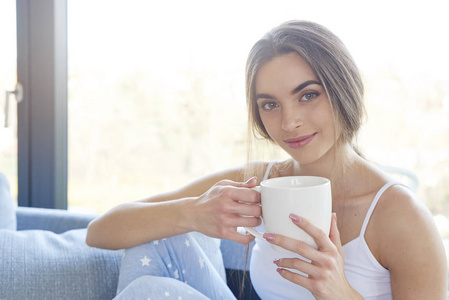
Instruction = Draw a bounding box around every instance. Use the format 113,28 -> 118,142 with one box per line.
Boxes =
16,0 -> 68,209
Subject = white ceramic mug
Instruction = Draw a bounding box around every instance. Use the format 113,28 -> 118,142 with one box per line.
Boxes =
245,176 -> 332,252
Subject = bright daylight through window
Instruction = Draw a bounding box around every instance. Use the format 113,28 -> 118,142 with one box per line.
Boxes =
67,0 -> 449,220
66,0 -> 449,276
0,0 -> 448,274
0,0 -> 17,200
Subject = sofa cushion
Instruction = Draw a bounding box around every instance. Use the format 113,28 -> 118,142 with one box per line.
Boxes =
0,228 -> 123,300
16,206 -> 97,232
0,172 -> 16,230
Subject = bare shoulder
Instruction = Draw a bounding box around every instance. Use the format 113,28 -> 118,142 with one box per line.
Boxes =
374,184 -> 447,297
375,185 -> 441,261
376,184 -> 430,225
376,184 -> 437,239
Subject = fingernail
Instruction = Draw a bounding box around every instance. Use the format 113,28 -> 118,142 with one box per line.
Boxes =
276,268 -> 283,275
289,214 -> 301,223
263,233 -> 275,242
245,176 -> 256,184
273,259 -> 280,265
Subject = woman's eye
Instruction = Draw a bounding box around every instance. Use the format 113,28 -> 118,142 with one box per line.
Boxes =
301,92 -> 318,102
261,102 -> 278,110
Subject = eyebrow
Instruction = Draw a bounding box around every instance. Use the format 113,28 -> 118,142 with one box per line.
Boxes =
255,80 -> 321,100
291,80 -> 321,95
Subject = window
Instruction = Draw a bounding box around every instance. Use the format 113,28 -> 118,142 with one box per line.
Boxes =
0,0 -> 17,201
68,0 -> 448,257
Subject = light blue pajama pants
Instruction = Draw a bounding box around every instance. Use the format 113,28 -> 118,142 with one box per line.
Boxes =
114,232 -> 237,300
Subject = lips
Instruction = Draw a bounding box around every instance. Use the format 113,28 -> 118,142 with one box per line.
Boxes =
284,133 -> 317,149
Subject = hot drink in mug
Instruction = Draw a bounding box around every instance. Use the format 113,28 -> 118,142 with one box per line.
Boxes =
245,176 -> 332,252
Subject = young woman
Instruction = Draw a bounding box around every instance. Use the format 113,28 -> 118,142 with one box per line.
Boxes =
86,20 -> 447,299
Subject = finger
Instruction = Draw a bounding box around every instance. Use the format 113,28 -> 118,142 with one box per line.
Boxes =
215,214 -> 261,233
213,179 -> 260,205
215,176 -> 257,188
226,229 -> 255,244
263,233 -> 319,262
228,201 -> 262,217
329,213 -> 344,256
230,216 -> 261,228
243,176 -> 258,188
274,257 -> 318,279
289,214 -> 332,251
276,267 -> 312,291
226,185 -> 261,204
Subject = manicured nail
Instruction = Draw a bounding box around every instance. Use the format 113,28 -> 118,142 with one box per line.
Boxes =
263,233 -> 275,242
245,176 -> 257,184
289,214 -> 301,223
276,268 -> 283,275
273,259 -> 280,265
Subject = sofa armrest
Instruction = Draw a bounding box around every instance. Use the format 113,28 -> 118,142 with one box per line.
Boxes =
16,206 -> 98,233
0,228 -> 123,300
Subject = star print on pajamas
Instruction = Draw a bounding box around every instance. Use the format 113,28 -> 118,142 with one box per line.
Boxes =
140,256 -> 151,266
116,233 -> 235,299
199,256 -> 205,269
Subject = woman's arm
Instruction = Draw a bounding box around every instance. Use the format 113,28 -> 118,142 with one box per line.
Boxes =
86,166 -> 263,250
378,186 -> 447,299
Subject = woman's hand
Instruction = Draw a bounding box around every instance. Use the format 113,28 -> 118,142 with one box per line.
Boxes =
263,213 -> 363,300
188,177 -> 262,244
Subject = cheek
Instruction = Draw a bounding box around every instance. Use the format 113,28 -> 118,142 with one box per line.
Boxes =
260,115 -> 279,139
313,101 -> 340,138
328,112 -> 343,138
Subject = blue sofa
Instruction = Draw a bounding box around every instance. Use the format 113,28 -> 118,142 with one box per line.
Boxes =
0,206 -> 260,300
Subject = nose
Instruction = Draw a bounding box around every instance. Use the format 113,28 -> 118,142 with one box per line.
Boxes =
281,106 -> 303,132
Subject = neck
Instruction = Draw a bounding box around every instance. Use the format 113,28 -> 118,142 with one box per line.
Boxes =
294,143 -> 360,192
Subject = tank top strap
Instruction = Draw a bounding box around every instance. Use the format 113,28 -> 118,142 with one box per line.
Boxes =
263,161 -> 276,181
359,181 -> 406,237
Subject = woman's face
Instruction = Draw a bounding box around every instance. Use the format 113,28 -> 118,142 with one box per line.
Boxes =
255,53 -> 340,165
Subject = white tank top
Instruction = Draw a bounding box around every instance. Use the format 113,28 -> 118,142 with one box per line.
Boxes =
250,162 -> 399,299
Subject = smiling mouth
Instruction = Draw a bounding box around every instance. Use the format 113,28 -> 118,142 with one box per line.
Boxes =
284,133 -> 317,149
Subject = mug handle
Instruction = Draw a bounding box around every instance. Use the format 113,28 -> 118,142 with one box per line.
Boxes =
243,186 -> 264,239
243,226 -> 264,239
